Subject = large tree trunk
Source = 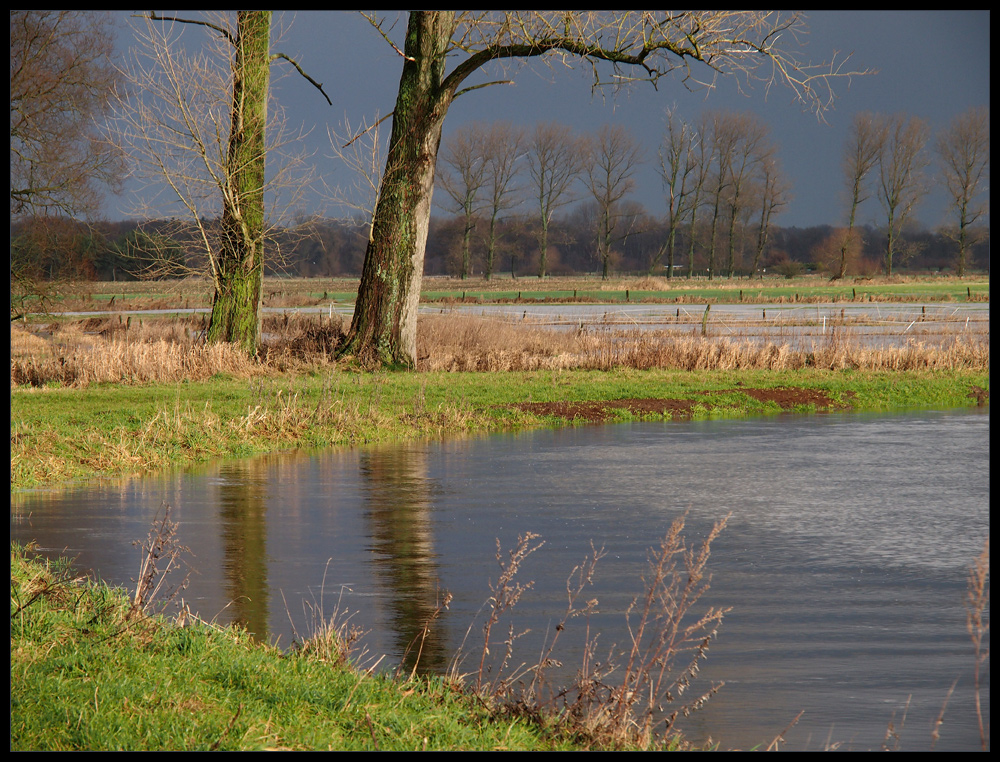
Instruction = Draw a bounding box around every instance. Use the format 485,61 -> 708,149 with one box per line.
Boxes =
338,12 -> 455,368
206,11 -> 271,356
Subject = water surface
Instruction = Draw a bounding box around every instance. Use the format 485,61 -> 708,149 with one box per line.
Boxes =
11,408 -> 990,750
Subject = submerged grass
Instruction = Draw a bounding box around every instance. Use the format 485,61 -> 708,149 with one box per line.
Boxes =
32,273 -> 989,313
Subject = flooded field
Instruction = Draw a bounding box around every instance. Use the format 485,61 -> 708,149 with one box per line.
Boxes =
429,302 -> 989,350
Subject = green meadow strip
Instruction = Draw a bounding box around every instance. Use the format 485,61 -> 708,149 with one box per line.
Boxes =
10,368 -> 988,491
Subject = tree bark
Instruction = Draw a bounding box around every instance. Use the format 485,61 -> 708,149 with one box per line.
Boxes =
339,12 -> 455,367
206,11 -> 271,355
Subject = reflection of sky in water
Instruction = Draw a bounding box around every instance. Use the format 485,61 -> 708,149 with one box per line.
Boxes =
10,408 -> 989,751
515,411 -> 988,572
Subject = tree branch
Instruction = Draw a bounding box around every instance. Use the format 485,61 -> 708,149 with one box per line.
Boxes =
144,12 -> 236,46
361,12 -> 415,61
270,52 -> 333,105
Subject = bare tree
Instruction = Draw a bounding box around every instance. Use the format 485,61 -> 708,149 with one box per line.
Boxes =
835,112 -> 884,279
683,112 -> 713,278
813,227 -> 863,278
117,12 -> 329,355
436,123 -> 490,279
10,11 -> 125,219
875,113 -> 930,277
723,114 -> 770,278
749,148 -> 790,276
480,123 -> 526,281
936,107 -> 989,276
583,125 -> 644,279
653,107 -> 700,277
703,112 -> 741,280
526,122 -> 584,278
340,11 -> 865,367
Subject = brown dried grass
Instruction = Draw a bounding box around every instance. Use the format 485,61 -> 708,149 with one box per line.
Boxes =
417,314 -> 989,374
575,329 -> 990,372
10,313 -> 345,387
10,311 -> 989,388
417,314 -> 589,372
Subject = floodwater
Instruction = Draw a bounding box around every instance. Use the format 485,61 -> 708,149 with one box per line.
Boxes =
42,302 -> 990,351
433,302 -> 989,350
11,408 -> 990,751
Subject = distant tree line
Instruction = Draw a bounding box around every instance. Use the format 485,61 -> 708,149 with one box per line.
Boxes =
17,103 -> 985,285
11,211 -> 989,285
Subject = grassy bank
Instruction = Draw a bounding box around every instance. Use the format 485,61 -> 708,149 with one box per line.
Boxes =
13,509 -> 729,750
10,365 -> 989,491
10,306 -> 989,490
11,543 -> 599,751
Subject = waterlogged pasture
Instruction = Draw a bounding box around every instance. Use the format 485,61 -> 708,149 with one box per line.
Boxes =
27,273 -> 989,315
11,408 -> 989,751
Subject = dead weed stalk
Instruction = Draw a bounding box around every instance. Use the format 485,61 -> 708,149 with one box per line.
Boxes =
450,516 -> 731,748
965,538 -> 990,751
286,560 -> 372,671
131,503 -> 192,617
469,532 -> 547,696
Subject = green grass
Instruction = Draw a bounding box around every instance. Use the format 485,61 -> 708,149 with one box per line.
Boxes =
33,273 -> 989,313
10,367 -> 988,491
11,543 -> 591,751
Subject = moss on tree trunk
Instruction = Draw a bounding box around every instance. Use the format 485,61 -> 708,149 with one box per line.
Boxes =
206,11 -> 270,356
338,13 -> 455,368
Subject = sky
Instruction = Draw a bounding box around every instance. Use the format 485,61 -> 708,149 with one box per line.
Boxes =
111,11 -> 990,231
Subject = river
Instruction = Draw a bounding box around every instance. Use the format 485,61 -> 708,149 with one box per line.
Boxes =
11,407 -> 990,750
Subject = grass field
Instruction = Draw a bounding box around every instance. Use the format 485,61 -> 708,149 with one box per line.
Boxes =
10,274 -> 990,491
16,272 -> 991,315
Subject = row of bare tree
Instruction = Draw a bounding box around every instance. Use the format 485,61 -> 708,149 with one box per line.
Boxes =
837,109 -> 989,278
432,105 -> 989,283
434,114 -> 783,282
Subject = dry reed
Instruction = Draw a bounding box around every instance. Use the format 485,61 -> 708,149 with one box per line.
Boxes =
10,314 -> 343,387
10,311 -> 989,388
417,314 -> 988,374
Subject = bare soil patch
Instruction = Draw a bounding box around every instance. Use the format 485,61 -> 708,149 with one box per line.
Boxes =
510,387 -> 855,423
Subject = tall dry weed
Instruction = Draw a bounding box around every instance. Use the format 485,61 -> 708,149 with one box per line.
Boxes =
965,539 -> 989,751
418,314 -> 587,372
450,516 -> 731,749
131,504 -> 192,616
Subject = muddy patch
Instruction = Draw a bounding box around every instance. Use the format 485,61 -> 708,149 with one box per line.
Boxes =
510,387 -> 855,423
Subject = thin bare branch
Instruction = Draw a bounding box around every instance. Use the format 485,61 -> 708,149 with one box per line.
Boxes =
360,12 -> 414,61
270,51 -> 333,105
